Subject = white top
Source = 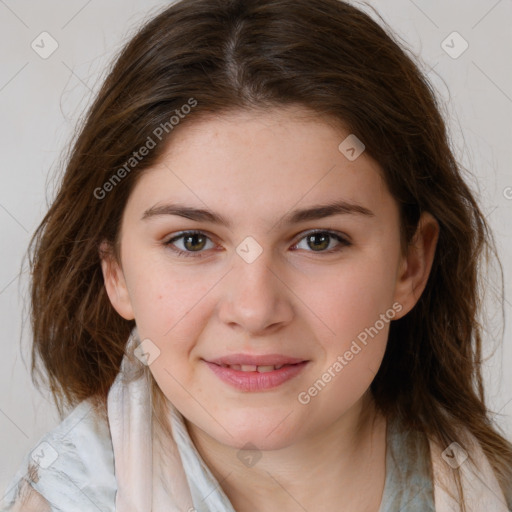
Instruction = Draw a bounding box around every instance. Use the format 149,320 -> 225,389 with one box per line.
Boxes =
1,327 -> 510,511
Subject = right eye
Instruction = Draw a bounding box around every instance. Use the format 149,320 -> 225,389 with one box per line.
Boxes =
164,230 -> 216,257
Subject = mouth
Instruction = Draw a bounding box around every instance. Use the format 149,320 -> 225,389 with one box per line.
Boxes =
204,354 -> 309,392
216,363 -> 297,372
207,353 -> 306,367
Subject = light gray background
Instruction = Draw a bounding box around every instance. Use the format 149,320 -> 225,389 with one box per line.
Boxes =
1,0 -> 511,495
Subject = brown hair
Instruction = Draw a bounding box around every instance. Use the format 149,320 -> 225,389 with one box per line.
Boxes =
27,0 -> 512,508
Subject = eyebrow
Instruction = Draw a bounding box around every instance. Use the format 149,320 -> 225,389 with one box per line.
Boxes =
141,199 -> 375,228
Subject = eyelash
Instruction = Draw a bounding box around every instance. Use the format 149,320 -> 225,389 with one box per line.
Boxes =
163,229 -> 352,258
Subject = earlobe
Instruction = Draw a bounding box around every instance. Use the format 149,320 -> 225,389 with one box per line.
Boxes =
99,241 -> 135,321
393,212 -> 439,319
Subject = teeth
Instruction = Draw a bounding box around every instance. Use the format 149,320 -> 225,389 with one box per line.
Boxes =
256,365 -> 275,373
225,364 -> 290,372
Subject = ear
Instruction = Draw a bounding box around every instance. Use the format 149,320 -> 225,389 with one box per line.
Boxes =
393,211 -> 439,319
99,240 -> 135,321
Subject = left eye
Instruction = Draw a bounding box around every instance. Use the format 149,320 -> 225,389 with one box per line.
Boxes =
164,230 -> 351,258
291,230 -> 351,253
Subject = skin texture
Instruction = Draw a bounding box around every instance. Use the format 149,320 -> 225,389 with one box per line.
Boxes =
101,106 -> 439,511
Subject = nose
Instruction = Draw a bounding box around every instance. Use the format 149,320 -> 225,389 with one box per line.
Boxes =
216,248 -> 294,336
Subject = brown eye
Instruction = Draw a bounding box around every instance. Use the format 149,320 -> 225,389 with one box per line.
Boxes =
306,232 -> 330,251
182,233 -> 208,251
293,230 -> 351,253
165,231 -> 215,257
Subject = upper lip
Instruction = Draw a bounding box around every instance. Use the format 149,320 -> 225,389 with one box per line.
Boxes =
206,354 -> 307,366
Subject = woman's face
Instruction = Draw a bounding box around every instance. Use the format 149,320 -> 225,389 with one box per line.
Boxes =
102,106 -> 433,451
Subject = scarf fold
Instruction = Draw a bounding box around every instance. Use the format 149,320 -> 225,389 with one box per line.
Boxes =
106,328 -> 510,512
107,329 -> 193,512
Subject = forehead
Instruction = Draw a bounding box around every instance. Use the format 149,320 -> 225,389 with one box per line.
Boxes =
124,107 -> 394,225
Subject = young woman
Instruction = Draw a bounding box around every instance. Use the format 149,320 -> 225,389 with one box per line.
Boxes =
2,0 -> 511,511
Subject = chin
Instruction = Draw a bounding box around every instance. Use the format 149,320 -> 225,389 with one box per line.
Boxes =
203,409 -> 305,451
219,430 -> 298,452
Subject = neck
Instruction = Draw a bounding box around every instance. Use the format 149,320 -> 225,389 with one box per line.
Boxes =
186,391 -> 388,512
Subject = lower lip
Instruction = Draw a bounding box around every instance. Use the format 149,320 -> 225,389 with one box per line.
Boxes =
205,361 -> 308,391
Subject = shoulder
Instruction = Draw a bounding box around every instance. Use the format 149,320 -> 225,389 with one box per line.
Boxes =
1,398 -> 116,512
429,426 -> 510,512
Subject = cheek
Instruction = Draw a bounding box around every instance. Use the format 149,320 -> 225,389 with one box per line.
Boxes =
123,256 -> 215,380
298,266 -> 394,415
124,251 -> 205,334
322,249 -> 399,397
300,332 -> 387,425
301,247 -> 399,346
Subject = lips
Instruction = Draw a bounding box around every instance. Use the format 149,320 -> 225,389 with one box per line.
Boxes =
204,354 -> 309,392
219,363 -> 291,372
208,354 -> 306,367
